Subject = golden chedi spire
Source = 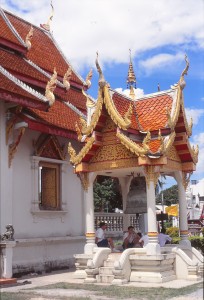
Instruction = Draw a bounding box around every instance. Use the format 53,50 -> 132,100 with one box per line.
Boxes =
127,49 -> 137,100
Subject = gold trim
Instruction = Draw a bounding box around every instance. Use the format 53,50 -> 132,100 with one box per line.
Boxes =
68,137 -> 95,165
45,68 -> 57,106
148,232 -> 158,237
144,165 -> 160,188
86,232 -> 95,237
75,122 -> 83,141
182,171 -> 192,190
88,158 -> 139,172
63,67 -> 72,91
78,172 -> 89,191
85,68 -> 93,89
166,107 -> 174,130
179,54 -> 189,90
25,26 -> 33,50
116,130 -> 150,157
164,131 -> 176,155
103,85 -> 131,130
124,102 -> 133,125
180,230 -> 189,235
80,88 -> 103,136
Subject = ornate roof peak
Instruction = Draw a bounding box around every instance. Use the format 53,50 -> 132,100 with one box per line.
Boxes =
179,54 -> 189,90
96,52 -> 106,88
40,1 -> 54,32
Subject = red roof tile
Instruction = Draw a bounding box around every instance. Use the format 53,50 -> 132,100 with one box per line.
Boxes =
4,11 -> 84,85
27,101 -> 80,132
112,92 -> 173,131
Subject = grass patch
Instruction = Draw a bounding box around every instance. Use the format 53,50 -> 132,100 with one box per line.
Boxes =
33,281 -> 203,299
1,292 -> 91,300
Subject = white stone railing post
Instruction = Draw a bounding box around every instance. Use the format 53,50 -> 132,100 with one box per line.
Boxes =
0,241 -> 16,278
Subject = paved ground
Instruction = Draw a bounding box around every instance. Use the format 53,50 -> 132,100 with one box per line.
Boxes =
1,269 -> 203,300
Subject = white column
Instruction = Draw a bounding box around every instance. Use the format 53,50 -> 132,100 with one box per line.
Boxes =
174,171 -> 191,247
84,172 -> 97,254
118,177 -> 132,231
146,179 -> 160,254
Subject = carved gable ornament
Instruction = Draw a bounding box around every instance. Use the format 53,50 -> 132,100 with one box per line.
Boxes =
34,134 -> 66,160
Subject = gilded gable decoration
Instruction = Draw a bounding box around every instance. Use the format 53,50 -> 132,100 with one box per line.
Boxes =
75,122 -> 83,141
34,134 -> 66,160
144,165 -> 160,188
179,54 -> 189,91
189,143 -> 199,164
158,129 -> 165,153
96,52 -> 106,88
85,68 -> 93,89
116,130 -> 151,157
40,1 -> 54,31
6,106 -> 22,145
182,171 -> 192,190
78,172 -> 89,191
163,131 -> 176,155
124,102 -> 133,125
166,107 -> 174,130
25,26 -> 33,50
63,67 -> 72,91
9,127 -> 25,167
45,68 -> 57,106
68,136 -> 95,165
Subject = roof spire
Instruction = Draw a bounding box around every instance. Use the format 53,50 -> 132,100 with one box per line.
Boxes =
40,1 -> 54,31
127,49 -> 136,89
179,54 -> 189,90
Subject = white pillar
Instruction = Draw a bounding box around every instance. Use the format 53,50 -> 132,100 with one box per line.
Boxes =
174,171 -> 191,247
146,179 -> 160,255
118,177 -> 132,231
84,172 -> 97,254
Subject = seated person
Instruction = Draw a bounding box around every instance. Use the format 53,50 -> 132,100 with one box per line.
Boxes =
95,222 -> 119,252
123,226 -> 138,249
158,228 -> 172,247
139,233 -> 149,247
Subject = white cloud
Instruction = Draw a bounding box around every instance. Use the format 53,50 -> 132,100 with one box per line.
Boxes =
1,0 -> 204,71
139,52 -> 184,75
115,88 -> 144,99
192,133 -> 204,174
185,108 -> 204,125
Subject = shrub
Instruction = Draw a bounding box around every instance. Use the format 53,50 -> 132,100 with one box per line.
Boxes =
189,236 -> 204,254
166,227 -> 179,238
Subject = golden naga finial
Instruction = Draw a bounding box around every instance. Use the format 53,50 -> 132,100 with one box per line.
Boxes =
79,116 -> 87,132
127,49 -> 136,89
25,26 -> 33,50
158,129 -> 165,153
68,142 -> 77,164
63,67 -> 72,91
85,68 -> 93,89
75,122 -> 82,141
45,68 -> 57,107
95,51 -> 106,88
40,1 -> 54,31
82,89 -> 95,108
124,102 -> 133,124
142,131 -> 151,152
179,54 -> 189,90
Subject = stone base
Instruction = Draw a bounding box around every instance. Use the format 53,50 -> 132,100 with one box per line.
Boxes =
0,278 -> 17,285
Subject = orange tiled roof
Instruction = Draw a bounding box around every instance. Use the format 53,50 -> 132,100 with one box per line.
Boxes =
4,11 -> 84,85
112,92 -> 173,131
0,49 -> 48,83
149,139 -> 161,153
0,12 -> 25,48
0,70 -> 49,111
27,101 -> 80,132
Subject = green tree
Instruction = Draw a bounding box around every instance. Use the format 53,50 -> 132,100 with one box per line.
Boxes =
156,184 -> 178,206
93,176 -> 122,212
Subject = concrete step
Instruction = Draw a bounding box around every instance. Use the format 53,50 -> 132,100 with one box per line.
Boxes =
99,266 -> 114,275
97,274 -> 115,283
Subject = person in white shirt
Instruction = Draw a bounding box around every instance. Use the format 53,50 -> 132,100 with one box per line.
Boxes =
158,228 -> 172,247
123,226 -> 139,249
139,233 -> 149,247
95,222 -> 119,252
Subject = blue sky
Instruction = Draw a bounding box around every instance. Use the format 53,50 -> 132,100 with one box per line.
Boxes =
1,0 -> 204,186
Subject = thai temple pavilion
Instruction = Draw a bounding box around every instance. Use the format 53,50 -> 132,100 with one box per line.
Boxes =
0,6 -> 202,283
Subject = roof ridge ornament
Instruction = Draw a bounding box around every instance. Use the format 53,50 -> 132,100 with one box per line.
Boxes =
40,1 -> 54,32
84,68 -> 93,89
179,54 -> 189,90
45,68 -> 57,107
127,49 -> 136,89
63,67 -> 72,91
95,52 -> 106,88
25,26 -> 33,50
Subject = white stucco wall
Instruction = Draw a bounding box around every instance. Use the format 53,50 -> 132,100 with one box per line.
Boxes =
1,102 -> 86,273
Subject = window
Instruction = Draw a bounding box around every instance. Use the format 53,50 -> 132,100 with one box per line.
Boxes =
39,162 -> 60,210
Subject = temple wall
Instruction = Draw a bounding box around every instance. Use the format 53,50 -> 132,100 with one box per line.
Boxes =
0,103 -> 86,274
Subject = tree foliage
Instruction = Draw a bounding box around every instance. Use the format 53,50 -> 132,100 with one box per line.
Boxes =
93,176 -> 122,212
156,184 -> 178,206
